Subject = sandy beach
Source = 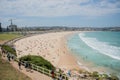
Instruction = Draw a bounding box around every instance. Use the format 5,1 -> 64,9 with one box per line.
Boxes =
14,31 -> 80,72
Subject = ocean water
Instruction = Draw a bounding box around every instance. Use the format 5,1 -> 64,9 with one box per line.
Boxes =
67,31 -> 120,77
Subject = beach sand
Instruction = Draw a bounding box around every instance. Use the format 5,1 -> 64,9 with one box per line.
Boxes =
14,31 -> 82,72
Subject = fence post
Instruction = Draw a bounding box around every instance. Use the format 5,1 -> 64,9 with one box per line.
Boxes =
37,66 -> 39,71
31,64 -> 34,69
42,67 -> 44,74
49,70 -> 51,76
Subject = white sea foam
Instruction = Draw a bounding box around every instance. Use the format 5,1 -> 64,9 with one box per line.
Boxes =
77,61 -> 90,71
77,61 -> 83,66
79,33 -> 120,60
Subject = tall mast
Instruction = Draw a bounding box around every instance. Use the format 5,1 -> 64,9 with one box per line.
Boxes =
9,19 -> 13,25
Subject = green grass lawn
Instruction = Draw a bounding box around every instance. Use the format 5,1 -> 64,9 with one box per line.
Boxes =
0,54 -> 31,80
0,33 -> 22,41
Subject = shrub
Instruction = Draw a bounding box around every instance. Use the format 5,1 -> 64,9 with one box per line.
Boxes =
92,71 -> 99,77
20,55 -> 55,70
110,74 -> 119,80
102,74 -> 109,78
1,45 -> 16,56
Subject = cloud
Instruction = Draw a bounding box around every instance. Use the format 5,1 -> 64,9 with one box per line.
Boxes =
0,0 -> 120,17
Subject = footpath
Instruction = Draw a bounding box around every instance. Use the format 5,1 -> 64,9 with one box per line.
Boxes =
1,53 -> 52,80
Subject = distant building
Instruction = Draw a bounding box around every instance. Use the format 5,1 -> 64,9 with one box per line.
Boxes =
8,24 -> 17,31
7,19 -> 17,31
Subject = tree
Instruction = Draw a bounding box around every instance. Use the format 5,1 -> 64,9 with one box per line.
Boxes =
0,22 -> 2,32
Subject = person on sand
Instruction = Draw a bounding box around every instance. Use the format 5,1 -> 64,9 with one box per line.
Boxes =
0,46 -> 2,54
11,54 -> 15,61
67,70 -> 71,77
25,61 -> 29,71
2,50 -> 4,55
28,62 -> 32,72
7,52 -> 11,62
59,74 -> 63,80
51,69 -> 55,80
18,60 -> 22,69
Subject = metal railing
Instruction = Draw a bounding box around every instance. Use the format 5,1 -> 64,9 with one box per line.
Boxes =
18,60 -> 68,80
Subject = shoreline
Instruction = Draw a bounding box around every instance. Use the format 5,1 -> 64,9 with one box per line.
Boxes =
62,32 -> 90,71
67,32 -> 108,73
57,32 -> 80,71
67,32 -> 120,78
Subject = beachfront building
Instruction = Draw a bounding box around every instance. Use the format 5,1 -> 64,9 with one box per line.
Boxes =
7,19 -> 17,32
7,24 -> 17,31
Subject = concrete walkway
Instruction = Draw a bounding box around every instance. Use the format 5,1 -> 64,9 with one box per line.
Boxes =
2,55 -> 52,80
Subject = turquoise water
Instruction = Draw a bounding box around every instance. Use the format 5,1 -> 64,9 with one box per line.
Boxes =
67,31 -> 120,77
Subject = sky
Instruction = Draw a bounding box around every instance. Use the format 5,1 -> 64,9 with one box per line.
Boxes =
0,0 -> 120,28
